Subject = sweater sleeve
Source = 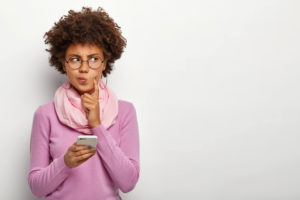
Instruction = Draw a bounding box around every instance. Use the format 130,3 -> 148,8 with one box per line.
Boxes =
91,103 -> 140,193
28,106 -> 72,198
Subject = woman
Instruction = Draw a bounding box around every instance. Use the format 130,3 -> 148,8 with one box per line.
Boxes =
28,7 -> 140,200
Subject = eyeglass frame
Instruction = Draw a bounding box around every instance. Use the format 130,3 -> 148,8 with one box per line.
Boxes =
64,56 -> 105,70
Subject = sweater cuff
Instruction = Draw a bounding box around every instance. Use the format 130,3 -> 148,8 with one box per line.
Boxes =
91,124 -> 117,145
91,124 -> 106,138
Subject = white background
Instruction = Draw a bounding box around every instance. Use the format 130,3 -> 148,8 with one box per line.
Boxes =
0,0 -> 300,199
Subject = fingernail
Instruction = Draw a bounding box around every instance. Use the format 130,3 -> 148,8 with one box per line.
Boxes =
88,146 -> 91,149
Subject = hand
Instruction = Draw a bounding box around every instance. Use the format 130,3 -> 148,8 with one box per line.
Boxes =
64,142 -> 96,168
81,78 -> 101,128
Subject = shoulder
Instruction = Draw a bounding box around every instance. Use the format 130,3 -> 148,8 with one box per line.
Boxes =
117,100 -> 139,132
118,99 -> 135,113
117,99 -> 138,120
33,101 -> 55,119
118,99 -> 136,112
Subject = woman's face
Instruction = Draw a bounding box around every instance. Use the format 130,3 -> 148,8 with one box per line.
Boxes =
63,43 -> 106,95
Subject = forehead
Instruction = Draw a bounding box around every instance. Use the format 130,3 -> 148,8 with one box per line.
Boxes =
65,43 -> 103,56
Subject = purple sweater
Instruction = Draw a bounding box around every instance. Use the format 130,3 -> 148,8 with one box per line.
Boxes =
28,100 -> 140,200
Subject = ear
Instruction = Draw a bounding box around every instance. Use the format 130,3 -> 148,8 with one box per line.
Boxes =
102,60 -> 107,72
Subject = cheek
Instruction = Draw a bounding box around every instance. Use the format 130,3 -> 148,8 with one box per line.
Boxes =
66,71 -> 75,78
66,72 -> 77,83
94,71 -> 102,78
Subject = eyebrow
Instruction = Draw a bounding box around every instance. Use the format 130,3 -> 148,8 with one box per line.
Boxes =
67,53 -> 101,58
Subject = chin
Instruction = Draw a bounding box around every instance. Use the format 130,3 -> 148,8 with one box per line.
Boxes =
73,84 -> 92,95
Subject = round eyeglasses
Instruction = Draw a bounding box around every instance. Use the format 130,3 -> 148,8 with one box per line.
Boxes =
65,56 -> 104,70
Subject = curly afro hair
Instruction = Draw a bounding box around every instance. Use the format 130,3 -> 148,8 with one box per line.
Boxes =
44,6 -> 126,77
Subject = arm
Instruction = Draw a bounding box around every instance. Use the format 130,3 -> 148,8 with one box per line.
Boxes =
28,106 -> 71,198
92,103 -> 140,193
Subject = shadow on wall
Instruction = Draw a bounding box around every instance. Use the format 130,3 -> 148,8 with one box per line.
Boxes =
45,66 -> 68,101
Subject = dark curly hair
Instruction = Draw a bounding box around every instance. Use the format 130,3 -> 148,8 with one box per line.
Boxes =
44,6 -> 126,77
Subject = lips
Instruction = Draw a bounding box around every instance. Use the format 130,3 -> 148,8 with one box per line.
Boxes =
78,77 -> 87,83
78,77 -> 87,81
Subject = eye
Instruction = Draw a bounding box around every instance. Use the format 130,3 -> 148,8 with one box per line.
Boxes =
90,57 -> 99,62
69,57 -> 80,62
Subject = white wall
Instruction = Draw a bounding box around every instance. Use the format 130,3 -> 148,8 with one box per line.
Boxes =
1,0 -> 300,199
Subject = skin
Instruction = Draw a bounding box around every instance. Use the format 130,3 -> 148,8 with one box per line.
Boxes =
62,43 -> 106,168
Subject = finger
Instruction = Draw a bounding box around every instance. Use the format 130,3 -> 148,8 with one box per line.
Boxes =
81,96 -> 97,114
82,93 -> 93,99
68,142 -> 78,152
81,97 -> 91,113
82,102 -> 97,112
81,99 -> 89,111
77,158 -> 88,165
82,93 -> 98,102
74,151 -> 96,162
92,77 -> 99,98
73,148 -> 96,157
72,144 -> 89,152
81,95 -> 97,104
77,155 -> 94,164
77,149 -> 96,163
81,102 -> 96,111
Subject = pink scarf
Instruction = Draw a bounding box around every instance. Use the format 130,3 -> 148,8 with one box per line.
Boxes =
53,79 -> 118,134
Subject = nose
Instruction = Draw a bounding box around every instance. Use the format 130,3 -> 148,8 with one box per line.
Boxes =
79,60 -> 89,73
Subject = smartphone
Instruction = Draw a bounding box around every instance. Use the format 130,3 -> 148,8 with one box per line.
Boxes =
77,135 -> 98,148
